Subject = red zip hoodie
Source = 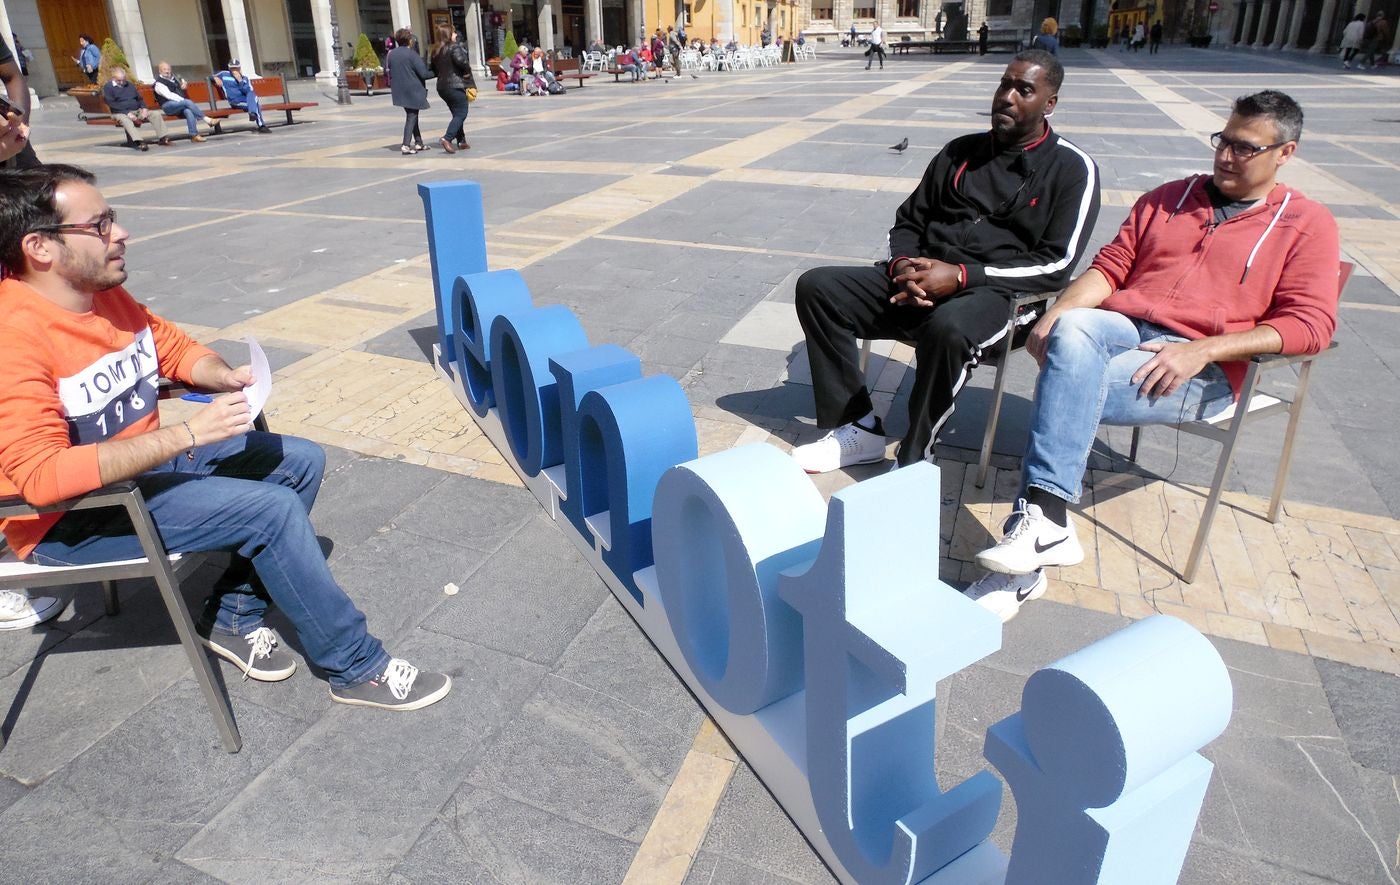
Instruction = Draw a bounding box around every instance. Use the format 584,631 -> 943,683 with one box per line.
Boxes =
1092,175 -> 1340,397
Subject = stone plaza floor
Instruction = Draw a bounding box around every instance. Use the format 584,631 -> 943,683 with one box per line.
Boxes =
2,44 -> 1399,883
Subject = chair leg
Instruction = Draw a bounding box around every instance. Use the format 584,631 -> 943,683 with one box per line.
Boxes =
1128,426 -> 1142,462
976,315 -> 1019,489
102,580 -> 120,616
976,346 -> 1014,489
1181,364 -> 1259,583
858,337 -> 873,381
1267,360 -> 1315,523
126,497 -> 241,753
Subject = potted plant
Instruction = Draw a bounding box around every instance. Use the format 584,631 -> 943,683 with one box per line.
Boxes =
1091,23 -> 1111,48
72,38 -> 136,111
1062,24 -> 1083,47
350,33 -> 382,92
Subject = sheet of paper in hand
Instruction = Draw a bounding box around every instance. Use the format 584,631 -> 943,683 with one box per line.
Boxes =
245,335 -> 273,421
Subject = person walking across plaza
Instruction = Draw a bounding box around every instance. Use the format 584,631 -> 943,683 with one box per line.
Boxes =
152,62 -> 220,142
865,24 -> 885,69
978,21 -> 990,55
215,60 -> 271,132
102,67 -> 170,151
0,164 -> 453,711
792,51 -> 1100,474
1149,21 -> 1163,54
387,29 -> 434,154
1339,14 -> 1366,68
73,34 -> 100,85
431,24 -> 475,153
965,90 -> 1340,622
1358,12 -> 1390,69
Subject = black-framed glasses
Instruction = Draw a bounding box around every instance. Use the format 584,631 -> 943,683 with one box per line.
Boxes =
1210,132 -> 1289,160
33,210 -> 116,239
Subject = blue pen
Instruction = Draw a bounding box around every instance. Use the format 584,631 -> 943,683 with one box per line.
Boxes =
181,393 -> 214,403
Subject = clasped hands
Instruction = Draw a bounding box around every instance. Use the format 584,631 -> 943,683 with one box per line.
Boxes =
889,257 -> 962,308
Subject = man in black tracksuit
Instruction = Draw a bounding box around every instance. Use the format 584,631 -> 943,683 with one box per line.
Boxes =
792,50 -> 1100,474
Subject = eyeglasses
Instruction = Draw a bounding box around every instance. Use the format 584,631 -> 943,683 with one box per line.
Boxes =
33,210 -> 116,240
1210,132 -> 1289,160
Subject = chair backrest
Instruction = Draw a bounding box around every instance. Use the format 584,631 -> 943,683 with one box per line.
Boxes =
1338,260 -> 1354,295
184,78 -> 214,105
251,75 -> 287,100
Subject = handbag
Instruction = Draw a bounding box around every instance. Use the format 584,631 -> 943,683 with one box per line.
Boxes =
466,86 -> 478,102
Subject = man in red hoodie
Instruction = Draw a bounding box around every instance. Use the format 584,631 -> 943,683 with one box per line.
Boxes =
965,90 -> 1341,621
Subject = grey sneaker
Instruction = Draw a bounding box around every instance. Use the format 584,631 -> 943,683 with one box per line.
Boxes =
0,590 -> 62,631
200,625 -> 297,682
329,659 -> 452,711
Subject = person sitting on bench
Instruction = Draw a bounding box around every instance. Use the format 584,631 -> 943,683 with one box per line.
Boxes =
214,59 -> 271,133
152,61 -> 220,142
0,164 -> 450,710
102,67 -> 170,151
791,50 -> 1100,474
965,90 -> 1340,622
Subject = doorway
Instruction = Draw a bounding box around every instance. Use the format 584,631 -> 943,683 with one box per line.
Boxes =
37,0 -> 112,90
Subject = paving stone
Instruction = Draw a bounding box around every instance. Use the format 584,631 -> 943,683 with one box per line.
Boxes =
0,774 -> 28,814
693,764 -> 838,883
324,528 -> 489,650
312,455 -> 449,550
0,586 -> 192,783
177,630 -> 546,882
0,675 -> 306,884
684,851 -> 816,884
1209,636 -> 1343,743
203,337 -> 314,374
389,471 -> 540,554
464,665 -> 696,843
359,310 -> 441,363
552,596 -> 705,741
421,514 -> 607,665
388,786 -> 638,885
1314,657 -> 1400,776
1199,727 -> 1396,885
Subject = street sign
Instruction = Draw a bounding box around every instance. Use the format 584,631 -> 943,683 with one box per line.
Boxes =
1208,2 -> 1219,12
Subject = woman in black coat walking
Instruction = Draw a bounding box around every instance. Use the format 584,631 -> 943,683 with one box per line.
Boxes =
386,28 -> 434,155
430,24 -> 476,153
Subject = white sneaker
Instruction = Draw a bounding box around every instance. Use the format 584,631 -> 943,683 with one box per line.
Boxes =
791,422 -> 886,474
0,590 -> 63,631
964,570 -> 1047,622
975,498 -> 1084,575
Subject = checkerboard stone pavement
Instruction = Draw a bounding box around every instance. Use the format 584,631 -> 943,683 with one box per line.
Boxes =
1,45 -> 1398,884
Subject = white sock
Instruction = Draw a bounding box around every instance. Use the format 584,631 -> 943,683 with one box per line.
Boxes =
854,411 -> 878,431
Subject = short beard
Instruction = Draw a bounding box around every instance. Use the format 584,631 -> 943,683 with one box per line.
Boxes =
56,238 -> 126,292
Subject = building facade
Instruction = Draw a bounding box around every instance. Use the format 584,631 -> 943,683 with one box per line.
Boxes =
0,0 -> 795,98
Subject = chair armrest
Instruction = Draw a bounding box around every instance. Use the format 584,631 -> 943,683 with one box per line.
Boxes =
0,482 -> 139,519
1250,340 -> 1339,370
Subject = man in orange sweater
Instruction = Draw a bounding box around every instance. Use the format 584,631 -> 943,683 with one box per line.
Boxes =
0,165 -> 451,711
964,90 -> 1342,621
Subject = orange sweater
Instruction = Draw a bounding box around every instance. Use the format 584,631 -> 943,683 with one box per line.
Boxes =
0,279 -> 216,558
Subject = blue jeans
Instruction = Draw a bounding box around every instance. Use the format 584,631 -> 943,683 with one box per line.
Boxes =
437,85 -> 469,141
1022,308 -> 1234,503
161,98 -> 205,135
30,432 -> 389,687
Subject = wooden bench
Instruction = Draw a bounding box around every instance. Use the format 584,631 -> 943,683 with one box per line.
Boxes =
551,55 -> 596,87
76,85 -> 185,128
210,74 -> 318,127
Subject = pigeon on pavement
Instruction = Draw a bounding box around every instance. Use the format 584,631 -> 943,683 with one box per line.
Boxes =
890,137 -> 909,153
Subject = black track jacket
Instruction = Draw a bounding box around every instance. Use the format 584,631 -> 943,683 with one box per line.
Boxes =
887,125 -> 1101,294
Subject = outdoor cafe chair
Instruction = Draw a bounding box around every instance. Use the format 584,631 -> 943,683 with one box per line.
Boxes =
0,381 -> 272,755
